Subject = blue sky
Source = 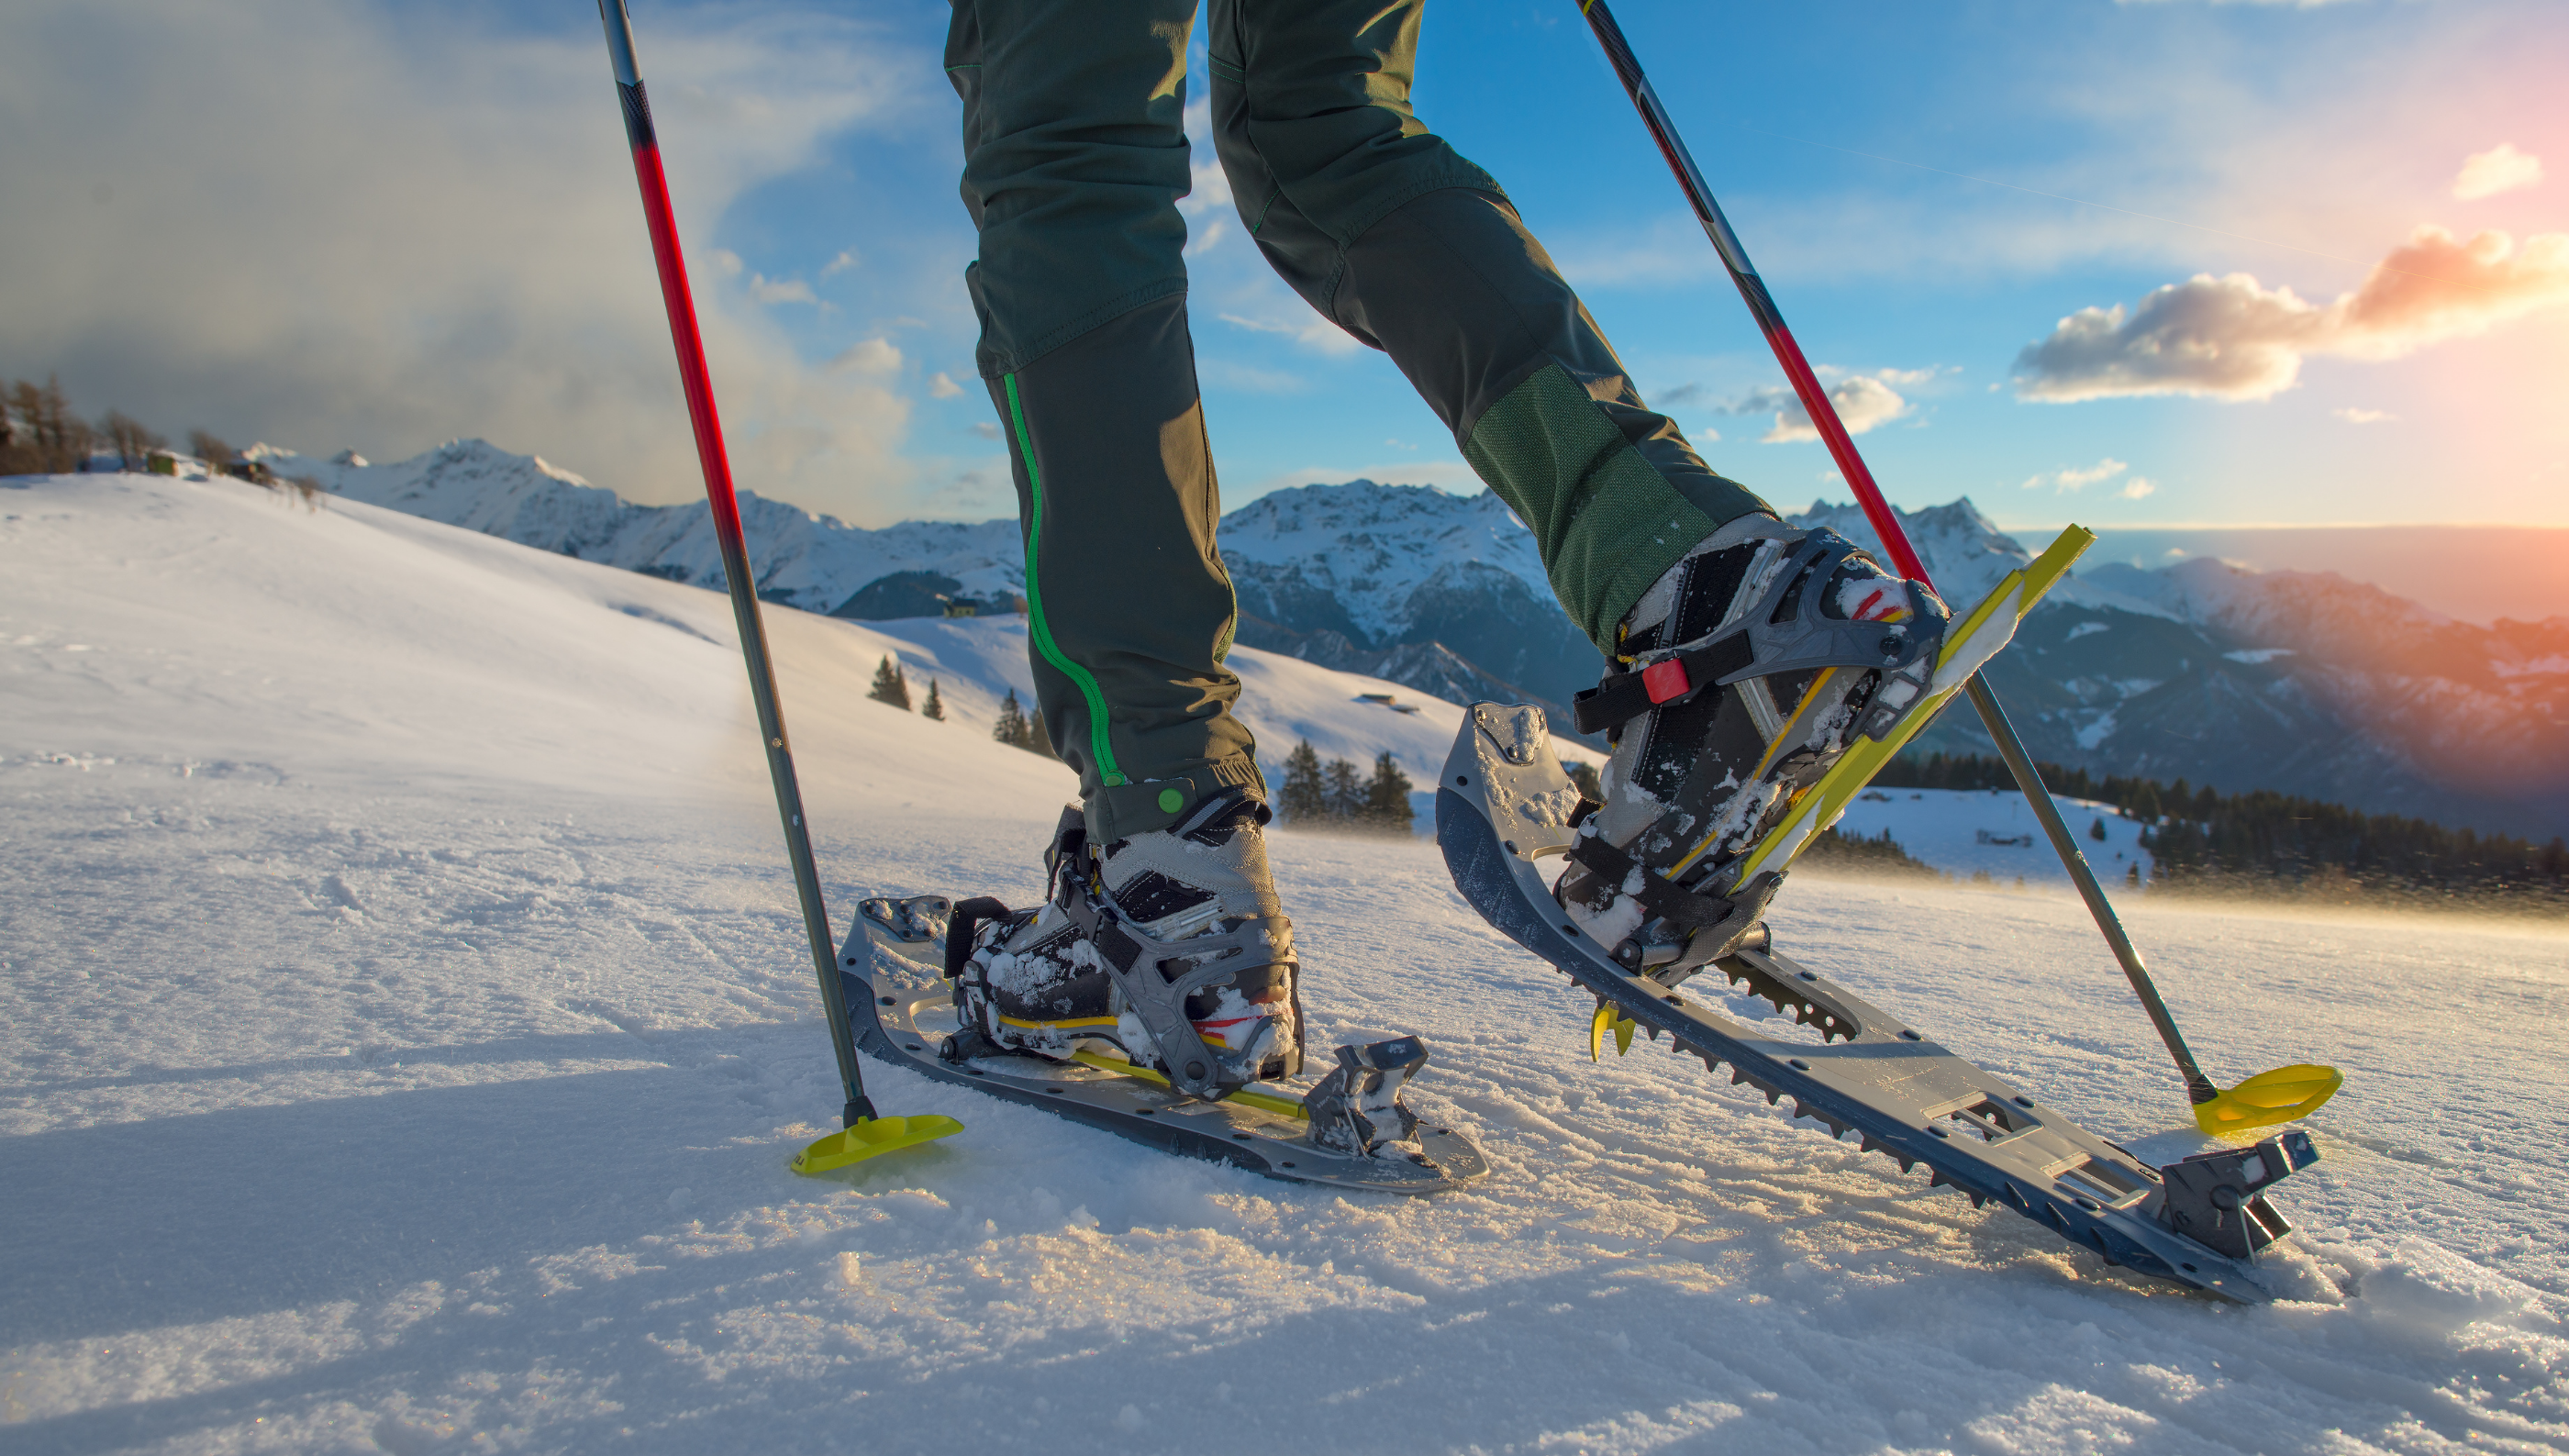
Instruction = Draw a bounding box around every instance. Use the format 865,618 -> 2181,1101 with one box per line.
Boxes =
4,0 -> 2563,535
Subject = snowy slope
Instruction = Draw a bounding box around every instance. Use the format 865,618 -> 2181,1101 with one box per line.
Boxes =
1824,787 -> 2157,886
7,472 -> 2567,1455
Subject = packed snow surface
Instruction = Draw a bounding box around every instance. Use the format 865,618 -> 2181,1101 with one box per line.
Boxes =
6,472 -> 2568,1455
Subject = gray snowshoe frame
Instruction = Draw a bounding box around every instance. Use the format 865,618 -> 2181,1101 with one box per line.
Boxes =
839,895 -> 1487,1195
1438,701 -> 2315,1303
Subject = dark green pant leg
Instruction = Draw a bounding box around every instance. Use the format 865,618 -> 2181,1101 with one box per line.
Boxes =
990,301 -> 1263,843
1206,0 -> 1774,650
948,0 -> 1196,373
951,0 -> 1261,841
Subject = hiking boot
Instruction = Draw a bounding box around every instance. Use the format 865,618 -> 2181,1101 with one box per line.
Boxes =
951,793 -> 1301,1095
1556,517 -> 1947,973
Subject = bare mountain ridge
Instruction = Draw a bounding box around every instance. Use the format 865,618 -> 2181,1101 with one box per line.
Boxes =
271,438 -> 2565,837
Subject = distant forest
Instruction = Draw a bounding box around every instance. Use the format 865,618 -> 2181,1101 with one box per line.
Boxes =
1878,750 -> 2569,907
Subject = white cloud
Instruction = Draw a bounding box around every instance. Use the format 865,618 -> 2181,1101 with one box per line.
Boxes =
1218,313 -> 1364,358
1198,359 -> 1309,395
2021,458 -> 2130,492
968,421 -> 1001,440
0,0 -> 931,517
1185,217 -> 1230,257
2453,143 -> 2543,201
750,274 -> 818,306
829,339 -> 902,374
928,372 -> 968,400
2119,477 -> 2157,499
2332,406 -> 2395,424
1721,372 -> 1914,443
2013,225 -> 2569,402
821,250 -> 862,277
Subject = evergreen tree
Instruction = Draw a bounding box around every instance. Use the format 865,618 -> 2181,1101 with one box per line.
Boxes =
993,688 -> 1029,747
1278,739 -> 1328,824
2089,816 -> 2107,842
1359,751 -> 1415,835
867,655 -> 912,710
1026,707 -> 1059,759
921,679 -> 944,720
1323,756 -> 1362,823
1564,759 -> 1603,804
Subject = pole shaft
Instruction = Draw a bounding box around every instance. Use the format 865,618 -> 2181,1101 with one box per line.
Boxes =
596,0 -> 873,1126
1574,0 -> 2215,1101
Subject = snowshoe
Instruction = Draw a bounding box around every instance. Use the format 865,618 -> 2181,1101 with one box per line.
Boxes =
1436,527 -> 2325,1303
830,803 -> 1486,1193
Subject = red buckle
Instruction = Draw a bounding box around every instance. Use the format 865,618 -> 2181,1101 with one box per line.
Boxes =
1641,658 -> 1691,704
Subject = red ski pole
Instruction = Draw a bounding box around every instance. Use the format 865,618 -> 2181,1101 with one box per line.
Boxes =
595,0 -> 959,1169
1573,0 -> 2337,1132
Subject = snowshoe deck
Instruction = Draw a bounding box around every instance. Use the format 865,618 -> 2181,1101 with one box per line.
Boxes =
836,916 -> 1489,1195
1438,699 -> 2301,1302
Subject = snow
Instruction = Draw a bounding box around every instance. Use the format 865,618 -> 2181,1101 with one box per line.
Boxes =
1828,789 -> 2156,885
6,472 -> 2569,1453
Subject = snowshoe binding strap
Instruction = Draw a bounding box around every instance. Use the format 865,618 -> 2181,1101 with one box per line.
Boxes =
1566,833 -> 1782,970
1061,889 -> 1294,1100
1572,530 -> 1947,738
1304,1037 -> 1431,1160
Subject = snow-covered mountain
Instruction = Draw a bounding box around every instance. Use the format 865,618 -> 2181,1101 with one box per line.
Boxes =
1216,482 -> 1607,737
266,439 -> 1026,615
255,437 -> 2567,837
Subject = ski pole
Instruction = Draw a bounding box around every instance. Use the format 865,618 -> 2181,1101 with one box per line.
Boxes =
1571,0 -> 2339,1132
595,0 -> 959,1168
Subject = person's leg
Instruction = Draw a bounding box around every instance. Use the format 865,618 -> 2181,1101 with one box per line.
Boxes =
1204,0 -> 1773,651
947,0 -> 1300,1089
1206,0 -> 1946,966
951,0 -> 1259,845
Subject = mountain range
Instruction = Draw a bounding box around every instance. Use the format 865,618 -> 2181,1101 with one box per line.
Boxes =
256,438 -> 2568,839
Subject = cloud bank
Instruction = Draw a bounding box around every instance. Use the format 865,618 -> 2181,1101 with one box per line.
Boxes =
2012,226 -> 2569,403
0,0 -> 934,517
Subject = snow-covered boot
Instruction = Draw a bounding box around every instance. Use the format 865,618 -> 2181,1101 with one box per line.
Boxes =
1557,518 -> 1948,974
948,793 -> 1301,1097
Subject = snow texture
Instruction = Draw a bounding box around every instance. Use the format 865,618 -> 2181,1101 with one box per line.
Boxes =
6,472 -> 2568,1454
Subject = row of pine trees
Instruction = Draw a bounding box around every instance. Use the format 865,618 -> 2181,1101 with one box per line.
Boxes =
1275,739 -> 1413,835
1877,749 -> 2568,900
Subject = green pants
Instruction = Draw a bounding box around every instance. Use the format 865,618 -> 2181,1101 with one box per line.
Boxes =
949,0 -> 1772,841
